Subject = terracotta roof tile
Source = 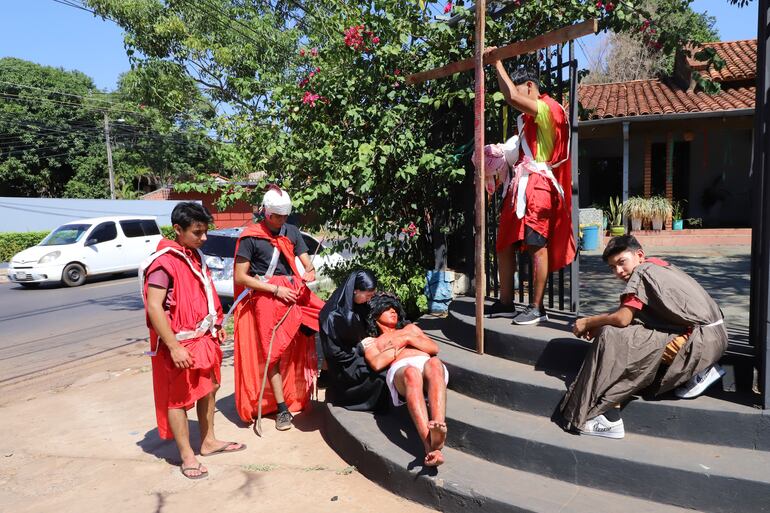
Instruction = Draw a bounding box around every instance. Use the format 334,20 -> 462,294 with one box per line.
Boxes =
698,40 -> 757,82
579,39 -> 756,120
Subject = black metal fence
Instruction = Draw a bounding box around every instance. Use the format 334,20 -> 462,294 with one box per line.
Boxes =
484,41 -> 580,313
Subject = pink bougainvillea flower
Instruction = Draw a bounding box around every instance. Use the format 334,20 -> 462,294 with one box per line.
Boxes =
443,1 -> 452,14
606,2 -> 614,11
310,47 -> 318,57
302,91 -> 320,107
596,0 -> 603,8
394,69 -> 401,76
315,66 -> 321,72
298,77 -> 309,88
299,48 -> 306,57
401,222 -> 418,238
371,36 -> 380,44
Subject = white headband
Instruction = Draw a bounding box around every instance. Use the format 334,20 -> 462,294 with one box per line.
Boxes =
263,188 -> 292,216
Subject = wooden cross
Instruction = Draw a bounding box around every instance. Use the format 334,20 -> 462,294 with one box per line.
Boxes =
407,11 -> 597,354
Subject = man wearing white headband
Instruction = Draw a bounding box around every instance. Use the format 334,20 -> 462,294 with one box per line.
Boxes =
232,186 -> 325,432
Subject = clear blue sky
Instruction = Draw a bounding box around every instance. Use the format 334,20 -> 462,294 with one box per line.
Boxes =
0,0 -> 761,91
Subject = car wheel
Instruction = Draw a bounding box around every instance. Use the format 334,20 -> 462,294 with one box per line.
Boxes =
62,263 -> 87,287
19,283 -> 40,288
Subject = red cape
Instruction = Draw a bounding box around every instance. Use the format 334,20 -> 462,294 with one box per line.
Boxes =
232,222 -> 324,421
519,94 -> 576,272
142,238 -> 223,440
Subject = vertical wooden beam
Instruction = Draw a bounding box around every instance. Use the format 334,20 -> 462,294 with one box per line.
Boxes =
474,0 -> 486,355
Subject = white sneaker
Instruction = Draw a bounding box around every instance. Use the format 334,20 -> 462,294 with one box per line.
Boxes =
675,364 -> 726,399
579,414 -> 625,439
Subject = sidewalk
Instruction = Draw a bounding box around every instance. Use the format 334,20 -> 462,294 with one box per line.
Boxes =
0,340 -> 434,513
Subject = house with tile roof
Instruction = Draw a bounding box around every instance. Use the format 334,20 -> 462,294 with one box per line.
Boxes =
577,39 -> 756,228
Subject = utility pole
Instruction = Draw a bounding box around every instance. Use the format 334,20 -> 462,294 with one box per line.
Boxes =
103,112 -> 116,200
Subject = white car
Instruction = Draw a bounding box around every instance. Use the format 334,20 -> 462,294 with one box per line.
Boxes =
8,216 -> 163,287
200,227 -> 344,304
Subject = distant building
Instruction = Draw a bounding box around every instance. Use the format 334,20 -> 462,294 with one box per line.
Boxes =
578,39 -> 756,228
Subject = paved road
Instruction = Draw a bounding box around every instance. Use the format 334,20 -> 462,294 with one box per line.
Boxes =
0,274 -> 149,388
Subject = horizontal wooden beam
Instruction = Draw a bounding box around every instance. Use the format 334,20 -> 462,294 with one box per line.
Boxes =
406,18 -> 598,85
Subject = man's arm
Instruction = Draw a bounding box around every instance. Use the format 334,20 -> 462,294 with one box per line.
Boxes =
297,252 -> 316,283
234,257 -> 298,303
363,338 -> 400,373
573,306 -> 635,340
146,285 -> 193,369
493,60 -> 538,116
398,324 -> 439,355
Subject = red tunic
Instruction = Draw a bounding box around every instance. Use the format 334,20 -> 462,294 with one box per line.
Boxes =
497,94 -> 576,272
232,222 -> 325,422
142,239 -> 224,440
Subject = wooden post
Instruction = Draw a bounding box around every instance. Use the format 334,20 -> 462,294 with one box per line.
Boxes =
474,0 -> 486,354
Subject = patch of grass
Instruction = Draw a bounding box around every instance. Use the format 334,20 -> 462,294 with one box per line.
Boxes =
242,463 -> 278,472
302,464 -> 329,472
335,465 -> 356,475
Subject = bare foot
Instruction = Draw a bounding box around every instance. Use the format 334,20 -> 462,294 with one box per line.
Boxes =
200,440 -> 246,456
424,449 -> 445,467
428,420 -> 447,450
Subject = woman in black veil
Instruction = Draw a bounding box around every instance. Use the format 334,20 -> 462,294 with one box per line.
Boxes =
319,270 -> 390,411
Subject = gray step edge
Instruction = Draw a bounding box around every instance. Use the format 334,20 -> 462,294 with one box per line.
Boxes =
445,390 -> 770,513
320,401 -> 695,513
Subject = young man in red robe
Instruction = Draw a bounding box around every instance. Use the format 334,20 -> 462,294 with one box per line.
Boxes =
141,202 -> 245,480
484,60 -> 576,325
233,186 -> 325,431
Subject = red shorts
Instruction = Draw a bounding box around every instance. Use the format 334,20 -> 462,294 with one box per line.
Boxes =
496,173 -> 558,252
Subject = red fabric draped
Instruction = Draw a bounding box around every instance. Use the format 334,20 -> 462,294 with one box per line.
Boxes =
517,94 -> 576,272
233,223 -> 324,422
142,238 -> 224,440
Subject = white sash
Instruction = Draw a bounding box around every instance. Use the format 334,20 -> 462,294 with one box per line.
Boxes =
139,246 -> 219,355
514,114 -> 568,219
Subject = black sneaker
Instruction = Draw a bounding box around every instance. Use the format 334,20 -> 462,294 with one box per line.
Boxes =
485,300 -> 518,318
275,410 -> 293,431
513,304 -> 548,325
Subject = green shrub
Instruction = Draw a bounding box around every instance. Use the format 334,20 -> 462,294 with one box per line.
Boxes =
160,225 -> 175,239
0,231 -> 50,262
325,254 -> 428,321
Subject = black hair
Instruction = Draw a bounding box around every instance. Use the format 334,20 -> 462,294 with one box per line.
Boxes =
510,66 -> 540,88
171,202 -> 214,229
602,234 -> 644,262
367,292 -> 409,336
354,269 -> 378,292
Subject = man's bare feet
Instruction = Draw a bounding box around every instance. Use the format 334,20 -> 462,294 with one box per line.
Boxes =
427,420 -> 447,450
424,449 -> 445,467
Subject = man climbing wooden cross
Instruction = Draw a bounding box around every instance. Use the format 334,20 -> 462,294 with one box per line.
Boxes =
407,9 -> 596,350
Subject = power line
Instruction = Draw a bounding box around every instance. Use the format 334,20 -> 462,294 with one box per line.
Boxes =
0,80 -> 117,106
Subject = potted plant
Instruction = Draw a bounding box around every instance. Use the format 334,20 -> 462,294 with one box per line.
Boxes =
672,200 -> 686,230
649,196 -> 673,231
607,196 -> 625,236
622,196 -> 650,232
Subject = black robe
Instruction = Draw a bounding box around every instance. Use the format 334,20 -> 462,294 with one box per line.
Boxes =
319,271 -> 389,412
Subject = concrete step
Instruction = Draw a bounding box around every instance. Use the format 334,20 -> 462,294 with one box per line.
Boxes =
445,296 -> 755,367
420,326 -> 770,451
445,390 -> 770,513
320,401 -> 693,513
444,296 -> 586,371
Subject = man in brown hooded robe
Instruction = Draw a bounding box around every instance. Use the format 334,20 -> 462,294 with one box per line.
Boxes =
558,235 -> 727,439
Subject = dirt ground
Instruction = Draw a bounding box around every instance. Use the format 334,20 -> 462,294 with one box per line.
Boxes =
0,339 -> 435,513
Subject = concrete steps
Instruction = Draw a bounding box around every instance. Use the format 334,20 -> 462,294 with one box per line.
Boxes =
445,390 -> 770,513
319,297 -> 770,512
321,402 -> 694,513
430,332 -> 770,450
